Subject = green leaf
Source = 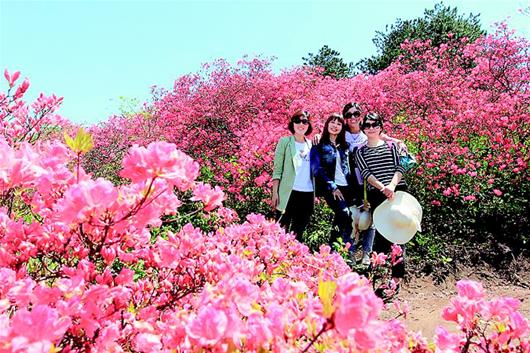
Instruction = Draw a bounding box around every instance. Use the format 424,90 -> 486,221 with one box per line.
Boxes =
64,128 -> 94,154
318,279 -> 336,318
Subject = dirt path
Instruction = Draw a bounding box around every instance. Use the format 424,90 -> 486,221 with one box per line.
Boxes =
382,274 -> 530,338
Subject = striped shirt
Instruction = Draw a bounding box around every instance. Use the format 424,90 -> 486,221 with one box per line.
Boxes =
355,142 -> 406,189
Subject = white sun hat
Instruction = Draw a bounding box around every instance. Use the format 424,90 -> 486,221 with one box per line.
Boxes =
373,191 -> 422,244
350,205 -> 372,231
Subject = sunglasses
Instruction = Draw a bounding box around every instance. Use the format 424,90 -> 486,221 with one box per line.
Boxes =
362,122 -> 381,129
293,117 -> 309,125
345,111 -> 361,119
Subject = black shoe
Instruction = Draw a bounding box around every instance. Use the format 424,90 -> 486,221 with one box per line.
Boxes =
374,287 -> 386,299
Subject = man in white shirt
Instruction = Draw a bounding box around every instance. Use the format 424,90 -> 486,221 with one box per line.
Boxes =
342,102 -> 405,265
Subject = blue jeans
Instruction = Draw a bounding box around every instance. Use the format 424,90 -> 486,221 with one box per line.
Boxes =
323,185 -> 355,252
351,225 -> 375,253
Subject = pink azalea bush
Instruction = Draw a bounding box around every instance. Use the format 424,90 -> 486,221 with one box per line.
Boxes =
0,76 -> 528,350
1,69 -> 67,146
87,27 -> 529,263
0,128 -> 528,351
435,280 -> 530,352
2,23 -> 529,350
89,28 -> 529,202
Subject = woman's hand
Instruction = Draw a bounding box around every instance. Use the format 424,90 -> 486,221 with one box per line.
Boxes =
332,189 -> 344,201
380,185 -> 395,200
312,134 -> 321,145
382,187 -> 394,199
272,192 -> 279,210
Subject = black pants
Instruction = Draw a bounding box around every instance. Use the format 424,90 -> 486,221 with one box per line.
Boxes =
368,185 -> 407,278
276,190 -> 314,241
323,185 -> 356,251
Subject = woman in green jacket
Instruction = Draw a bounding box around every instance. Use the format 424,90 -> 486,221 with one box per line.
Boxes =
272,111 -> 314,241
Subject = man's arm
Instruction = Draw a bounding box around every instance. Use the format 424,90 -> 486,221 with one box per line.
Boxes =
381,133 -> 406,149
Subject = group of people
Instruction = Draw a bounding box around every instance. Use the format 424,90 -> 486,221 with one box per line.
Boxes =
272,102 -> 410,286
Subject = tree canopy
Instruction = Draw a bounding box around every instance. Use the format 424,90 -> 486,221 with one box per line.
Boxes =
357,2 -> 485,74
302,45 -> 354,78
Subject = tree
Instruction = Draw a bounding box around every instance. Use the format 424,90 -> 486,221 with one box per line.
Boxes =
357,2 -> 485,74
303,45 -> 354,78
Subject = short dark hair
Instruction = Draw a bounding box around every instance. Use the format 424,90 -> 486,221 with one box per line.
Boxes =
342,102 -> 362,117
321,113 -> 348,150
361,112 -> 384,132
288,110 -> 313,135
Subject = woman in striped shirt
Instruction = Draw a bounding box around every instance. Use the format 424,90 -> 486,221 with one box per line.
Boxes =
342,102 -> 405,266
355,112 -> 407,289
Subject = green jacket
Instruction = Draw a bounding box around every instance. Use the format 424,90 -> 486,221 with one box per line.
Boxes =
272,135 -> 313,212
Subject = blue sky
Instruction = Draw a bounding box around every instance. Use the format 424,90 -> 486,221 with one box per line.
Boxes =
1,0 -> 529,125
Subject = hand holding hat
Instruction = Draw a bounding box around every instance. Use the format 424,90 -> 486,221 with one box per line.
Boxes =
373,191 -> 422,244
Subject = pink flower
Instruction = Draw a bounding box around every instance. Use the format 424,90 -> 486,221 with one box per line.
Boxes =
231,277 -> 259,316
115,268 -> 135,285
493,188 -> 503,196
390,244 -> 403,265
440,280 -> 486,329
434,326 -> 461,352
187,305 -> 228,346
14,78 -> 30,98
0,139 -> 46,188
463,195 -> 476,201
333,273 -> 383,337
216,206 -> 239,223
254,172 -> 269,187
154,238 -> 180,269
441,306 -> 459,323
191,182 -> 225,212
0,268 -> 16,297
100,247 -> 116,265
456,280 -> 484,300
134,333 -> 162,351
121,141 -> 199,191
57,178 -> 118,224
4,69 -> 20,87
482,297 -> 520,320
509,311 -> 530,338
11,305 -> 71,342
353,326 -> 380,351
370,252 -> 388,267
7,278 -> 36,308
